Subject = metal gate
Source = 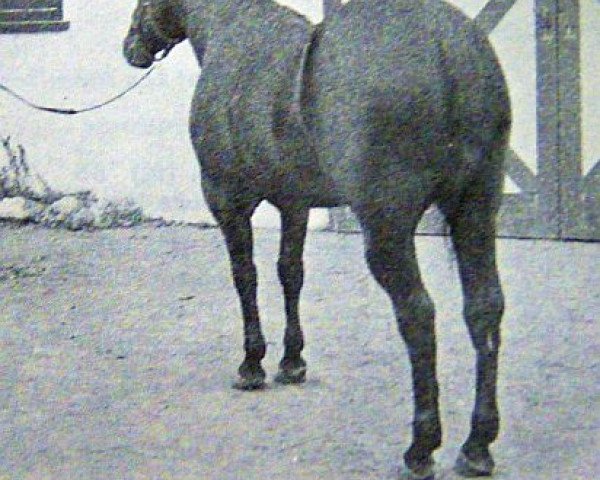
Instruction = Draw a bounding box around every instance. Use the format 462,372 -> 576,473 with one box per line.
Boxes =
329,0 -> 600,240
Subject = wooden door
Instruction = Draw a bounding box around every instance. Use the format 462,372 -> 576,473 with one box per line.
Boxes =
562,0 -> 600,240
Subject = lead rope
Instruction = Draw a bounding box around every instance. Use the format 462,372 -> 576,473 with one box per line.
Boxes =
0,65 -> 157,115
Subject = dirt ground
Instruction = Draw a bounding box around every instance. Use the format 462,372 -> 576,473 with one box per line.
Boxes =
1,224 -> 598,480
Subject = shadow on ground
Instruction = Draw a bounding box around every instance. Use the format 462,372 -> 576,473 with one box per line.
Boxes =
1,225 -> 598,479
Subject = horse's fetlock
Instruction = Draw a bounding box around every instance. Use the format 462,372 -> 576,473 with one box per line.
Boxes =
404,442 -> 436,474
413,411 -> 442,447
283,334 -> 304,358
471,412 -> 500,443
244,333 -> 266,359
280,354 -> 306,370
284,327 -> 303,343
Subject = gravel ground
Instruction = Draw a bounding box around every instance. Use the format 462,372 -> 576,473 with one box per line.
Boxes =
1,224 -> 598,479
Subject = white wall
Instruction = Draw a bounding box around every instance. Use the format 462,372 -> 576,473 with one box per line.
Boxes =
0,1 -> 327,228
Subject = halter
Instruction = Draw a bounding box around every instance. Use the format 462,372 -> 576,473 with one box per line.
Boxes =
135,1 -> 186,61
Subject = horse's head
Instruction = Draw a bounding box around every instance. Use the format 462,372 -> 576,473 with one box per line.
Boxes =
123,0 -> 187,68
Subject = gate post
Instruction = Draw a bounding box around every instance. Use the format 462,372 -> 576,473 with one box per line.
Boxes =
557,0 -> 584,238
535,0 -> 562,238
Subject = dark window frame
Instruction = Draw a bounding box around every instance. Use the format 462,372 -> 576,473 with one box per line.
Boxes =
0,0 -> 69,33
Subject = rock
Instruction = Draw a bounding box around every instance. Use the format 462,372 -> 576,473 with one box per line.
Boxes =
93,198 -> 144,228
48,196 -> 84,222
66,206 -> 95,230
0,197 -> 35,221
26,199 -> 46,218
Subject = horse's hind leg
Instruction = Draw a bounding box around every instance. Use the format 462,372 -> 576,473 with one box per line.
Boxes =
440,152 -> 505,477
356,195 -> 440,480
273,205 -> 310,384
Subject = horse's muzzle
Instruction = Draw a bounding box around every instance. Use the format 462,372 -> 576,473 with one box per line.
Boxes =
123,35 -> 155,69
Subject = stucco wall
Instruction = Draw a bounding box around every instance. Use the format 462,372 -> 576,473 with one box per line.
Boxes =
0,0 -> 326,228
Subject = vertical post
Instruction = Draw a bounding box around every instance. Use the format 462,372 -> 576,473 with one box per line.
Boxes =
535,0 -> 561,238
557,0 -> 583,238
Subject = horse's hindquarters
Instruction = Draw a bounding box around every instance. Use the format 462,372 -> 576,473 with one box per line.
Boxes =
307,0 -> 510,203
308,26 -> 447,203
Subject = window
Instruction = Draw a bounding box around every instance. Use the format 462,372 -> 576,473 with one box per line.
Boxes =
0,0 -> 69,33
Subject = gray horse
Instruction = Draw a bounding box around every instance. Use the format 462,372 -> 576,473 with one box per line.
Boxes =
124,1 -> 511,478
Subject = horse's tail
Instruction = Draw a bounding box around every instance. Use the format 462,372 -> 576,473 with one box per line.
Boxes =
431,4 -> 511,224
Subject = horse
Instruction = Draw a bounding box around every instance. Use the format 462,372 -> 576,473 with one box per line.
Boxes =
123,1 -> 511,478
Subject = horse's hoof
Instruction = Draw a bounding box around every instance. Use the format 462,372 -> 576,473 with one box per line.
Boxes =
233,365 -> 266,390
232,375 -> 266,391
454,451 -> 494,477
398,464 -> 435,480
399,456 -> 435,480
274,365 -> 307,384
234,361 -> 266,391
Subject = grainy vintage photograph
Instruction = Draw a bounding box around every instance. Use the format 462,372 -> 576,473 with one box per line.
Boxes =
1,0 -> 598,479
